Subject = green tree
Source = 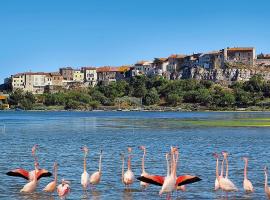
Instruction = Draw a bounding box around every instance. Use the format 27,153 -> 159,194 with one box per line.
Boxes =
166,93 -> 181,106
144,88 -> 159,106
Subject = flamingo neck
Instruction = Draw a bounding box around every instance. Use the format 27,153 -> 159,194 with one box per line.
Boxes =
98,152 -> 102,173
83,155 -> 87,172
166,155 -> 170,177
174,153 -> 178,178
54,166 -> 58,182
142,151 -> 145,173
265,170 -> 268,190
220,157 -> 225,177
127,155 -> 131,171
216,158 -> 219,179
244,160 -> 248,180
121,156 -> 124,183
225,157 -> 229,178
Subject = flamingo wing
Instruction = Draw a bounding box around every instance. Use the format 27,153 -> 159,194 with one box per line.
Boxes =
137,175 -> 164,186
176,175 -> 202,186
37,169 -> 52,180
6,169 -> 29,180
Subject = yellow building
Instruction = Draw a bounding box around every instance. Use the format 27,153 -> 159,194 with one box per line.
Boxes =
73,69 -> 84,82
0,95 -> 9,109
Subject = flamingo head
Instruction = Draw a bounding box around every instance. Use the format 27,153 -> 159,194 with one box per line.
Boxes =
31,144 -> 38,156
242,157 -> 248,162
139,146 -> 145,151
81,146 -> 89,156
264,166 -> 268,172
128,147 -> 132,153
61,179 -> 70,185
213,152 -> 219,158
221,151 -> 228,158
120,153 -> 124,160
54,162 -> 58,169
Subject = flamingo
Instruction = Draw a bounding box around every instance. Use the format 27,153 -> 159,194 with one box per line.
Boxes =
159,152 -> 176,199
57,179 -> 71,199
218,152 -> 238,192
243,157 -> 254,193
20,162 -> 39,193
137,147 -> 201,190
90,150 -> 103,185
264,166 -> 270,199
121,147 -> 135,187
139,146 -> 149,188
43,162 -> 58,193
6,144 -> 51,181
213,153 -> 220,191
81,146 -> 89,191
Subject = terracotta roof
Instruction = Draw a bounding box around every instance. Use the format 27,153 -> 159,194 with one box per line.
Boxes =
81,67 -> 96,70
97,67 -> 120,72
227,47 -> 254,51
169,54 -> 186,59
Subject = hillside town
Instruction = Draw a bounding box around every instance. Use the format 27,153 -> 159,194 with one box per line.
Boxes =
2,47 -> 270,95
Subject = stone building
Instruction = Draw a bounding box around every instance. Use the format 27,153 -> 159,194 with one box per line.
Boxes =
223,47 -> 256,66
59,67 -> 74,81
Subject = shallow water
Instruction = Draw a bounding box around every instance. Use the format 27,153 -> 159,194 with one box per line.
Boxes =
0,111 -> 270,200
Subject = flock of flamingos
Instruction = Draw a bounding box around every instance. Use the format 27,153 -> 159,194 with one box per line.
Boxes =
5,145 -> 270,199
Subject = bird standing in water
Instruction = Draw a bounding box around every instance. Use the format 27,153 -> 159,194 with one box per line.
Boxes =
122,147 -> 135,188
243,157 -> 254,193
57,179 -> 71,199
139,146 -> 149,188
43,162 -> 58,193
90,150 -> 103,186
81,146 -> 90,192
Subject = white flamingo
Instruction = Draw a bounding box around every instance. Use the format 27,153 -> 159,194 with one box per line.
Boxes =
264,166 -> 270,199
139,146 -> 149,188
213,153 -> 220,191
219,152 -> 238,192
90,150 -> 103,185
43,162 -> 58,193
121,147 -> 135,188
243,157 -> 254,193
81,146 -> 89,191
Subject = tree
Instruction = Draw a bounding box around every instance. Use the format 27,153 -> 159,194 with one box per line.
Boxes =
166,93 -> 181,106
144,88 -> 159,106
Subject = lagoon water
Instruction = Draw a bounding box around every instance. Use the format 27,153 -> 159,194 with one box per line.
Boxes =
1,111 -> 270,200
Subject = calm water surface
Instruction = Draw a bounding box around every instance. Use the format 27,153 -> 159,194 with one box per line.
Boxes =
0,111 -> 270,200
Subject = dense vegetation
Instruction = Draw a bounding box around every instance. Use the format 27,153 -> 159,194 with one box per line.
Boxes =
8,75 -> 270,110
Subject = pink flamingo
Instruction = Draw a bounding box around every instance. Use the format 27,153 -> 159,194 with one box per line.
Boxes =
57,179 -> 71,199
43,162 -> 58,193
213,153 -> 220,191
264,166 -> 270,199
243,157 -> 254,193
90,150 -> 103,185
139,146 -> 149,188
81,146 -> 89,191
6,144 -> 51,181
218,152 -> 238,193
137,147 -> 201,191
121,147 -> 135,188
20,162 -> 39,193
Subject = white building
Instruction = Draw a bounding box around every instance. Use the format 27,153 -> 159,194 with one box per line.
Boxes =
82,67 -> 97,86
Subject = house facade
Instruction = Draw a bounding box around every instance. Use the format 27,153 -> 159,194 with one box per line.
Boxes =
223,47 -> 256,66
82,67 -> 97,86
59,67 -> 74,81
73,69 -> 84,82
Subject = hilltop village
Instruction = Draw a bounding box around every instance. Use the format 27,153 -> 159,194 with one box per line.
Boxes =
3,47 -> 270,94
1,47 -> 270,111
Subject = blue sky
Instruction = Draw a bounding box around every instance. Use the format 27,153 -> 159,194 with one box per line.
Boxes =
0,0 -> 270,83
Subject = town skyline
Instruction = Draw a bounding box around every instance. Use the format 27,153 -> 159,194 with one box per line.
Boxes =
1,0 -> 270,83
